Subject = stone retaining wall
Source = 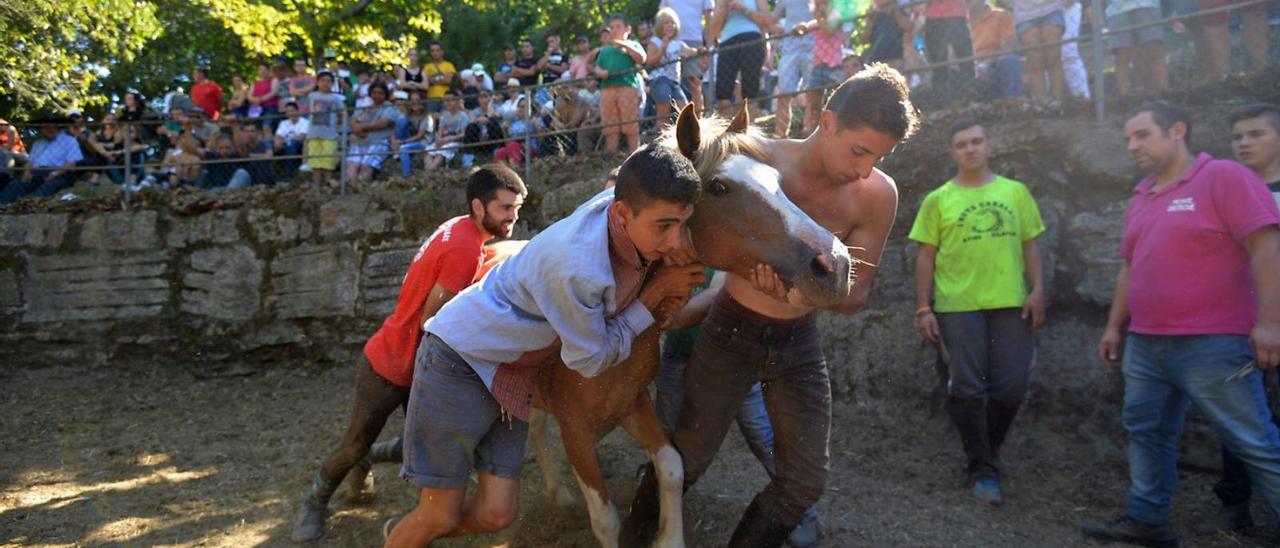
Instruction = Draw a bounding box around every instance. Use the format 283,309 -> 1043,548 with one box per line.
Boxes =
0,104 -> 1261,445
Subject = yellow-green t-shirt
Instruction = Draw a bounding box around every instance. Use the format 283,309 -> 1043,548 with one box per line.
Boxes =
907,176 -> 1045,313
424,61 -> 457,98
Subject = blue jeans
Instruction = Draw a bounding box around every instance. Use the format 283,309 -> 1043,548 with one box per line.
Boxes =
1122,334 -> 1280,525
397,141 -> 427,177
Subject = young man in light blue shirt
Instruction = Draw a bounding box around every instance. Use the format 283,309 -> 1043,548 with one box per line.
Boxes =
385,144 -> 707,547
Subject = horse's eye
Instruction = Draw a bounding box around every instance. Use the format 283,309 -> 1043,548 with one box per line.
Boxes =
706,179 -> 729,196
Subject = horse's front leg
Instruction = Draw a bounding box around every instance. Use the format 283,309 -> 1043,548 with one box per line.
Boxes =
618,391 -> 685,548
558,413 -> 620,548
528,409 -> 576,506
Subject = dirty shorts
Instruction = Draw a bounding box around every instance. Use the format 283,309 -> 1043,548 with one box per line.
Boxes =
401,334 -> 529,489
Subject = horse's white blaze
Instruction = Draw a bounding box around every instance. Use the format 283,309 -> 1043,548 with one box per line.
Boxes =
718,154 -> 782,196
573,471 -> 620,548
653,445 -> 686,548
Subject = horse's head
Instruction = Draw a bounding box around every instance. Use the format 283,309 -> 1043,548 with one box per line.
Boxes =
669,105 -> 853,307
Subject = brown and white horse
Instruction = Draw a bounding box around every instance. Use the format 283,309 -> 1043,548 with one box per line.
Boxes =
527,104 -> 854,548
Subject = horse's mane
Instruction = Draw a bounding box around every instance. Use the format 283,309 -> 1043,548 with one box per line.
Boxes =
658,113 -> 770,181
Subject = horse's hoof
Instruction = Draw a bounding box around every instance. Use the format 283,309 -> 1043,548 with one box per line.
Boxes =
289,495 -> 328,542
551,484 -> 576,507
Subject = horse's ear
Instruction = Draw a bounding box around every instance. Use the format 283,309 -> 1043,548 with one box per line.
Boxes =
675,103 -> 700,161
727,104 -> 750,133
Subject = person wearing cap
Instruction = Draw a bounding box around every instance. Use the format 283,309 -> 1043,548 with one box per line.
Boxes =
470,63 -> 494,91
459,70 -> 483,111
494,44 -> 519,87
569,35 -> 593,80
274,100 -> 310,178
0,117 -> 84,203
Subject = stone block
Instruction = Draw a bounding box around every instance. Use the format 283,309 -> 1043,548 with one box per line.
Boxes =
79,210 -> 161,251
363,245 -> 417,318
181,245 -> 264,321
320,196 -> 394,237
23,252 -> 169,322
167,210 -> 243,248
0,268 -> 19,310
249,208 -> 313,243
270,244 -> 359,319
1066,200 -> 1128,306
540,179 -> 602,223
0,214 -> 68,248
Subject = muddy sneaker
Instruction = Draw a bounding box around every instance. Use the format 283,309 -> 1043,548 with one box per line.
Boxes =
970,479 -> 1004,505
1193,503 -> 1253,535
290,495 -> 328,542
786,510 -> 823,548
1081,515 -> 1179,548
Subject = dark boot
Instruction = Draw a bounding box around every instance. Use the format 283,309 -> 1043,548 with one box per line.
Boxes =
948,397 -> 994,481
1081,515 -> 1179,548
367,436 -> 403,464
986,398 -> 1021,463
345,437 -> 403,504
290,470 -> 342,542
620,463 -> 662,548
727,498 -> 801,548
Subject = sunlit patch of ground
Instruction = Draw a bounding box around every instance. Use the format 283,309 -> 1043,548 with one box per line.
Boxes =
1,363 -> 1276,547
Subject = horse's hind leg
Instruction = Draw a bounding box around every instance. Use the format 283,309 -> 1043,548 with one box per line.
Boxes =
559,417 -> 620,548
618,392 -> 685,548
528,409 -> 576,506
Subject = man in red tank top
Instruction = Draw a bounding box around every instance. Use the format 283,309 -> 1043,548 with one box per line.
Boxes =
290,164 -> 527,542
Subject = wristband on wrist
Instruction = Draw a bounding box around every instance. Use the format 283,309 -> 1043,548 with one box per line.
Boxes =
915,305 -> 932,316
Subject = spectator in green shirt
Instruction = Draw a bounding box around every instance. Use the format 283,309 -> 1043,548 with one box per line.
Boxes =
908,117 -> 1046,506
589,14 -> 648,155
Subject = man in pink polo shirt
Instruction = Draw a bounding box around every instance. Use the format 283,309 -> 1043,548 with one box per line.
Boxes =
1082,101 -> 1280,547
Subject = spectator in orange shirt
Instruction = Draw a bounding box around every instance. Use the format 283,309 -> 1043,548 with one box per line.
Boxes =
968,0 -> 1023,100
0,118 -> 28,188
190,67 -> 225,120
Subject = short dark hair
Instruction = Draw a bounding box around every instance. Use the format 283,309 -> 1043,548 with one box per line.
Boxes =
503,43 -> 515,51
615,144 -> 701,210
545,30 -> 560,39
1127,100 -> 1192,144
193,67 -> 208,78
467,164 -> 527,207
948,117 -> 984,142
368,81 -> 389,96
824,63 -> 920,141
608,13 -> 628,26
1229,103 -> 1280,135
316,71 -> 335,83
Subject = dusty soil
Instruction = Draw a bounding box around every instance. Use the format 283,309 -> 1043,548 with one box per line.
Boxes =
1,362 -> 1276,548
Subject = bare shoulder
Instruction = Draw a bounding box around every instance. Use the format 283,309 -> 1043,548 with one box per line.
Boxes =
856,168 -> 900,215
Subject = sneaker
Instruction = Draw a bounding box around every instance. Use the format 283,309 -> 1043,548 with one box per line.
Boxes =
1081,515 -> 1179,548
1193,503 -> 1253,535
299,164 -> 313,173
289,495 -> 328,542
786,511 -> 823,548
970,478 -> 1004,505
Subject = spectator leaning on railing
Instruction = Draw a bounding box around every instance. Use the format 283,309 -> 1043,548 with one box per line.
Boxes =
273,100 -> 310,178
345,81 -> 399,183
590,13 -> 648,155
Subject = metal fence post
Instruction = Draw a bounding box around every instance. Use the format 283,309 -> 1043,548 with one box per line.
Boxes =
524,88 -> 533,186
339,105 -> 349,195
123,123 -> 133,207
1090,0 -> 1107,123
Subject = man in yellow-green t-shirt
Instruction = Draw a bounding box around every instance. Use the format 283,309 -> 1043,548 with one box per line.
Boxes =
908,118 -> 1045,506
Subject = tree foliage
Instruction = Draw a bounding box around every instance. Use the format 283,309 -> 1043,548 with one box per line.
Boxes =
0,0 -> 662,121
0,0 -> 161,118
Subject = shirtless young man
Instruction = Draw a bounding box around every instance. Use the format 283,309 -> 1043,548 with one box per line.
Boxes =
623,63 -> 920,546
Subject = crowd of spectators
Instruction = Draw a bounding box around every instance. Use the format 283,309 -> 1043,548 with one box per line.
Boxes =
0,0 -> 1272,203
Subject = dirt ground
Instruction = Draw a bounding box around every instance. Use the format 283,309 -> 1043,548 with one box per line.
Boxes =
1,362 -> 1277,548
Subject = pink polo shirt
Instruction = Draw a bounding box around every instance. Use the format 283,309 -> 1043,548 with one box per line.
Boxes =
1121,153 -> 1279,336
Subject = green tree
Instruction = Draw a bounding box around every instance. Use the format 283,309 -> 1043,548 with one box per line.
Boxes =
0,0 -> 161,119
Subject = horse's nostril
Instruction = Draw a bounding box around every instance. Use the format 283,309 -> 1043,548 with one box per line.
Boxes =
810,256 -> 829,279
